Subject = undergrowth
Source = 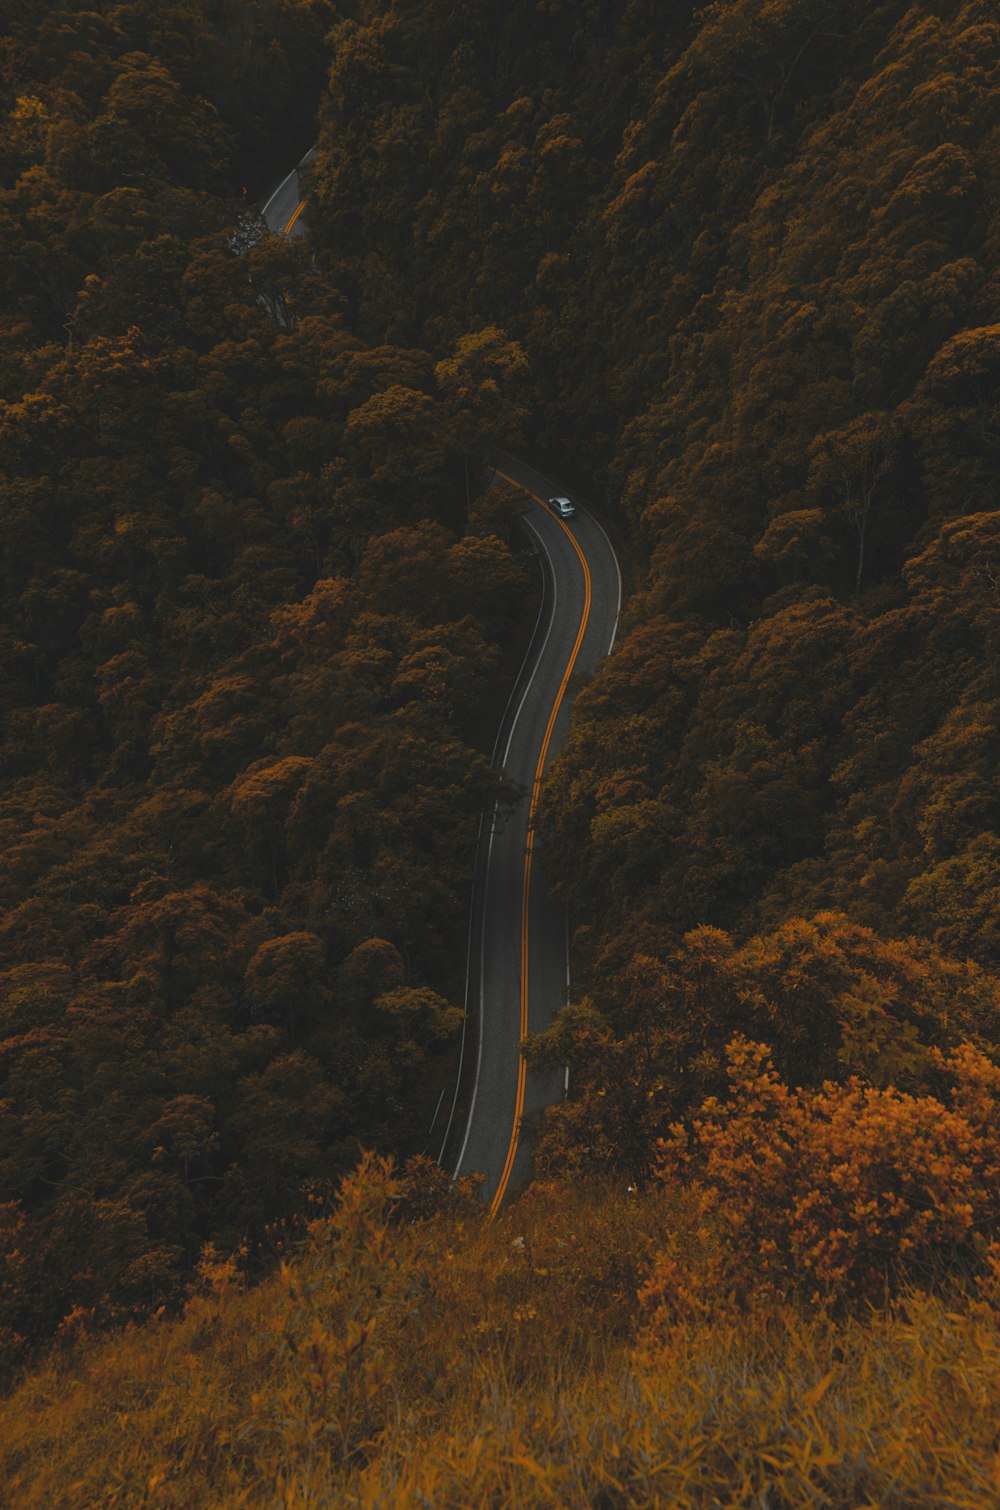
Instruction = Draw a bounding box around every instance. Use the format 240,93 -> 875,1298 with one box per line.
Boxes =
2,1155 -> 998,1507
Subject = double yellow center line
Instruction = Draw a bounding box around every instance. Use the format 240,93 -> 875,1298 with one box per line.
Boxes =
283,199 -> 307,236
488,471 -> 592,1217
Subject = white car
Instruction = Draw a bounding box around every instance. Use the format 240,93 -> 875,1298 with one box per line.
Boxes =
547,495 -> 577,519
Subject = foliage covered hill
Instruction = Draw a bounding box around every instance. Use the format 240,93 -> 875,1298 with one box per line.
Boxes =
309,0 -> 1000,1122
3,7 -> 1000,1495
0,0 -> 538,1357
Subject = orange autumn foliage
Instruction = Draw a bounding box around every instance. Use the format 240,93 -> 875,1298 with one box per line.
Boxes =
3,1153 -> 1000,1507
643,1035 -> 1000,1320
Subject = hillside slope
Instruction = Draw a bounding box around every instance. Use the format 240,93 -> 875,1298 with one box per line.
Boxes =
3,1155 -> 1000,1507
308,0 -> 1000,1131
2,5 -> 999,1498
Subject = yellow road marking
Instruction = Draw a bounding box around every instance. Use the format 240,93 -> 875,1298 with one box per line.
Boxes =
283,199 -> 307,235
488,470 -> 592,1217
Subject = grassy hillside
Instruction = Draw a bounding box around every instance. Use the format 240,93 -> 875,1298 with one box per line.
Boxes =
2,1156 -> 999,1506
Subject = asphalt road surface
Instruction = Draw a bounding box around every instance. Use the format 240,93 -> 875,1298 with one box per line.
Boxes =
261,147 -> 315,237
449,455 -> 621,1211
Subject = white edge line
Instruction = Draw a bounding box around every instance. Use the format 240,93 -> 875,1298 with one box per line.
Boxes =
451,505 -> 560,1179
450,804 -> 497,1177
435,806 -> 483,1164
262,148 -> 318,222
586,508 -> 623,653
261,165 -> 300,220
563,913 -> 571,1097
500,514 -> 560,769
439,501 -> 549,1168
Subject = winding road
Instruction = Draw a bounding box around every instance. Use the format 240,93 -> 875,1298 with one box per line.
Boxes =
447,457 -> 620,1211
262,163 -> 622,1210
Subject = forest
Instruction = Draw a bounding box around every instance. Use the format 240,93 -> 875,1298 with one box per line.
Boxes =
2,0 -> 1000,1501
0,0 -> 537,1354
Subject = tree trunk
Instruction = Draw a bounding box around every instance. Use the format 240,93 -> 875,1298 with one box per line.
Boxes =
854,509 -> 867,594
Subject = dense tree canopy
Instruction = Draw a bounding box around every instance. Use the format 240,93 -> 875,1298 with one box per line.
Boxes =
0,0 -> 534,1357
305,0 -> 999,978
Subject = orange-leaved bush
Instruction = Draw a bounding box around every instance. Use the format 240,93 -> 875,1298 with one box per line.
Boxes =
641,1036 -> 1000,1321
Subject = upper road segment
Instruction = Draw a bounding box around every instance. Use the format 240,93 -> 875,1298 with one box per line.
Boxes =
261,147 -> 315,237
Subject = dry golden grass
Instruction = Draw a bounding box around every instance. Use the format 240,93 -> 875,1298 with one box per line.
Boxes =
2,1159 -> 998,1507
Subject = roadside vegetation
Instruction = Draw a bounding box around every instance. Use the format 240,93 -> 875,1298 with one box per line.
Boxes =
3,1155 -> 999,1506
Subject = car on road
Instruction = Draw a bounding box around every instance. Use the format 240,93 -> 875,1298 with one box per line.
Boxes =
547,495 -> 577,519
